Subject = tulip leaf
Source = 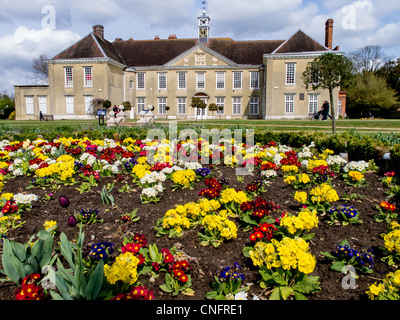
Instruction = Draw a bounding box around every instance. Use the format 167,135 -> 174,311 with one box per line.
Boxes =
1,239 -> 23,284
85,259 -> 104,300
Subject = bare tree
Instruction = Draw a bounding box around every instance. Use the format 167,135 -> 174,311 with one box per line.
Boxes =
347,45 -> 392,72
32,54 -> 49,83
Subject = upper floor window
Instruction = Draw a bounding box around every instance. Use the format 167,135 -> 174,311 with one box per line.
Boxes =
197,72 -> 205,89
250,71 -> 259,89
64,67 -> 73,87
158,72 -> 167,90
137,73 -> 145,89
177,72 -> 186,89
233,72 -> 242,89
216,72 -> 225,89
286,63 -> 296,85
84,67 -> 93,87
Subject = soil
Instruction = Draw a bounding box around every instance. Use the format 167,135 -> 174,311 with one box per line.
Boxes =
0,164 -> 396,301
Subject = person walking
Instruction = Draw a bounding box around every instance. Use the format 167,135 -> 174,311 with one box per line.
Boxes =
321,101 -> 332,120
39,110 -> 44,121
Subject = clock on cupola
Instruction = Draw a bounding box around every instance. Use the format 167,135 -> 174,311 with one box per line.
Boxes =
198,9 -> 210,44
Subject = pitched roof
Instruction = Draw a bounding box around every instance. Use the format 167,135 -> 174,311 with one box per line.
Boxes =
208,39 -> 284,64
51,29 -> 329,67
52,33 -> 125,65
112,38 -> 198,67
273,30 -> 328,54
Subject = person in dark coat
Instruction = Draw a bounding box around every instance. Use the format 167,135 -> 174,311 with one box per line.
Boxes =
321,101 -> 332,120
39,110 -> 44,121
113,105 -> 119,118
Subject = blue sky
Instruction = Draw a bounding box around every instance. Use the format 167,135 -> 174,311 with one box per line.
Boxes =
1,0 -> 399,95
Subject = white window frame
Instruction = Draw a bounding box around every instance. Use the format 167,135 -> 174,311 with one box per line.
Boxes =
233,72 -> 242,89
178,97 -> 186,115
196,72 -> 205,90
216,97 -> 225,114
286,63 -> 296,85
158,72 -> 167,90
285,94 -> 295,113
66,96 -> 74,114
308,94 -> 319,114
38,96 -> 47,114
25,96 -> 34,114
250,71 -> 259,89
64,67 -> 73,88
137,97 -> 145,113
84,67 -> 93,87
84,95 -> 93,114
249,97 -> 259,115
216,72 -> 225,89
137,73 -> 145,90
177,72 -> 186,90
195,53 -> 206,66
232,97 -> 242,115
158,97 -> 167,114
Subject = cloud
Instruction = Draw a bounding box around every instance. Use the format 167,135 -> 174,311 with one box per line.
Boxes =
0,25 -> 81,92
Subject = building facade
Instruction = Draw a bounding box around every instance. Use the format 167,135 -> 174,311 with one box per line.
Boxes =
14,13 -> 346,121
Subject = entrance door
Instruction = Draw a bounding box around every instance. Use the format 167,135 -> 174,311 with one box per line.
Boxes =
196,97 -> 207,120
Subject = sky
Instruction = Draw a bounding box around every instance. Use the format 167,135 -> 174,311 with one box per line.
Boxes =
1,0 -> 400,95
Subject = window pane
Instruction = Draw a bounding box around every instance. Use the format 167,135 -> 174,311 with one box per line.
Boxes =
178,72 -> 186,89
233,72 -> 242,89
25,96 -> 34,114
308,94 -> 318,114
250,97 -> 259,115
65,67 -> 73,87
197,72 -> 205,89
178,97 -> 186,114
85,96 -> 93,114
216,97 -> 224,114
38,96 -> 47,114
158,72 -> 167,89
137,97 -> 145,113
216,72 -> 225,89
84,67 -> 92,87
250,72 -> 259,89
285,94 -> 294,113
286,63 -> 295,84
233,97 -> 241,114
158,97 -> 166,114
66,96 -> 74,114
137,73 -> 145,89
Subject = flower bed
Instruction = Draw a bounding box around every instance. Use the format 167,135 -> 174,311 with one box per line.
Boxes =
0,136 -> 399,301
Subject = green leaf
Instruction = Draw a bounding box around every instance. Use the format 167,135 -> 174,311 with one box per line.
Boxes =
320,251 -> 336,260
85,259 -> 104,300
331,261 -> 346,272
59,232 -> 76,271
292,275 -> 321,294
293,291 -> 308,300
2,239 -> 23,284
269,288 -> 281,300
272,271 -> 288,286
280,286 -> 293,300
242,246 -> 254,258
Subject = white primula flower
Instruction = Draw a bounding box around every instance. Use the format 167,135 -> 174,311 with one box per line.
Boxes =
234,291 -> 248,300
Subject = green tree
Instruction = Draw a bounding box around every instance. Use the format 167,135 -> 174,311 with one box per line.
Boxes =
0,92 -> 15,119
346,71 -> 397,118
190,97 -> 206,121
303,53 -> 355,134
208,103 -> 218,119
376,58 -> 400,102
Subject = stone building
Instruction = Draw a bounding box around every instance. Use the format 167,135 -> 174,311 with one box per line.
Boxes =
14,12 -> 346,120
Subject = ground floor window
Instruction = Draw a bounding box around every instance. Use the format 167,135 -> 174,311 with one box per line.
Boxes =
232,97 -> 242,115
66,96 -> 74,114
216,97 -> 224,114
84,95 -> 93,114
25,96 -> 34,114
285,94 -> 294,113
249,97 -> 259,115
308,94 -> 318,114
158,97 -> 167,114
38,96 -> 47,114
137,97 -> 145,113
178,97 -> 186,114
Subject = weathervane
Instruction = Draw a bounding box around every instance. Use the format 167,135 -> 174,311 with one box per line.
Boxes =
201,1 -> 207,14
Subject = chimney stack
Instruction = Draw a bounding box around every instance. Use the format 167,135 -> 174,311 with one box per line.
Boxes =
93,25 -> 104,39
168,34 -> 177,40
325,19 -> 333,50
154,35 -> 160,40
